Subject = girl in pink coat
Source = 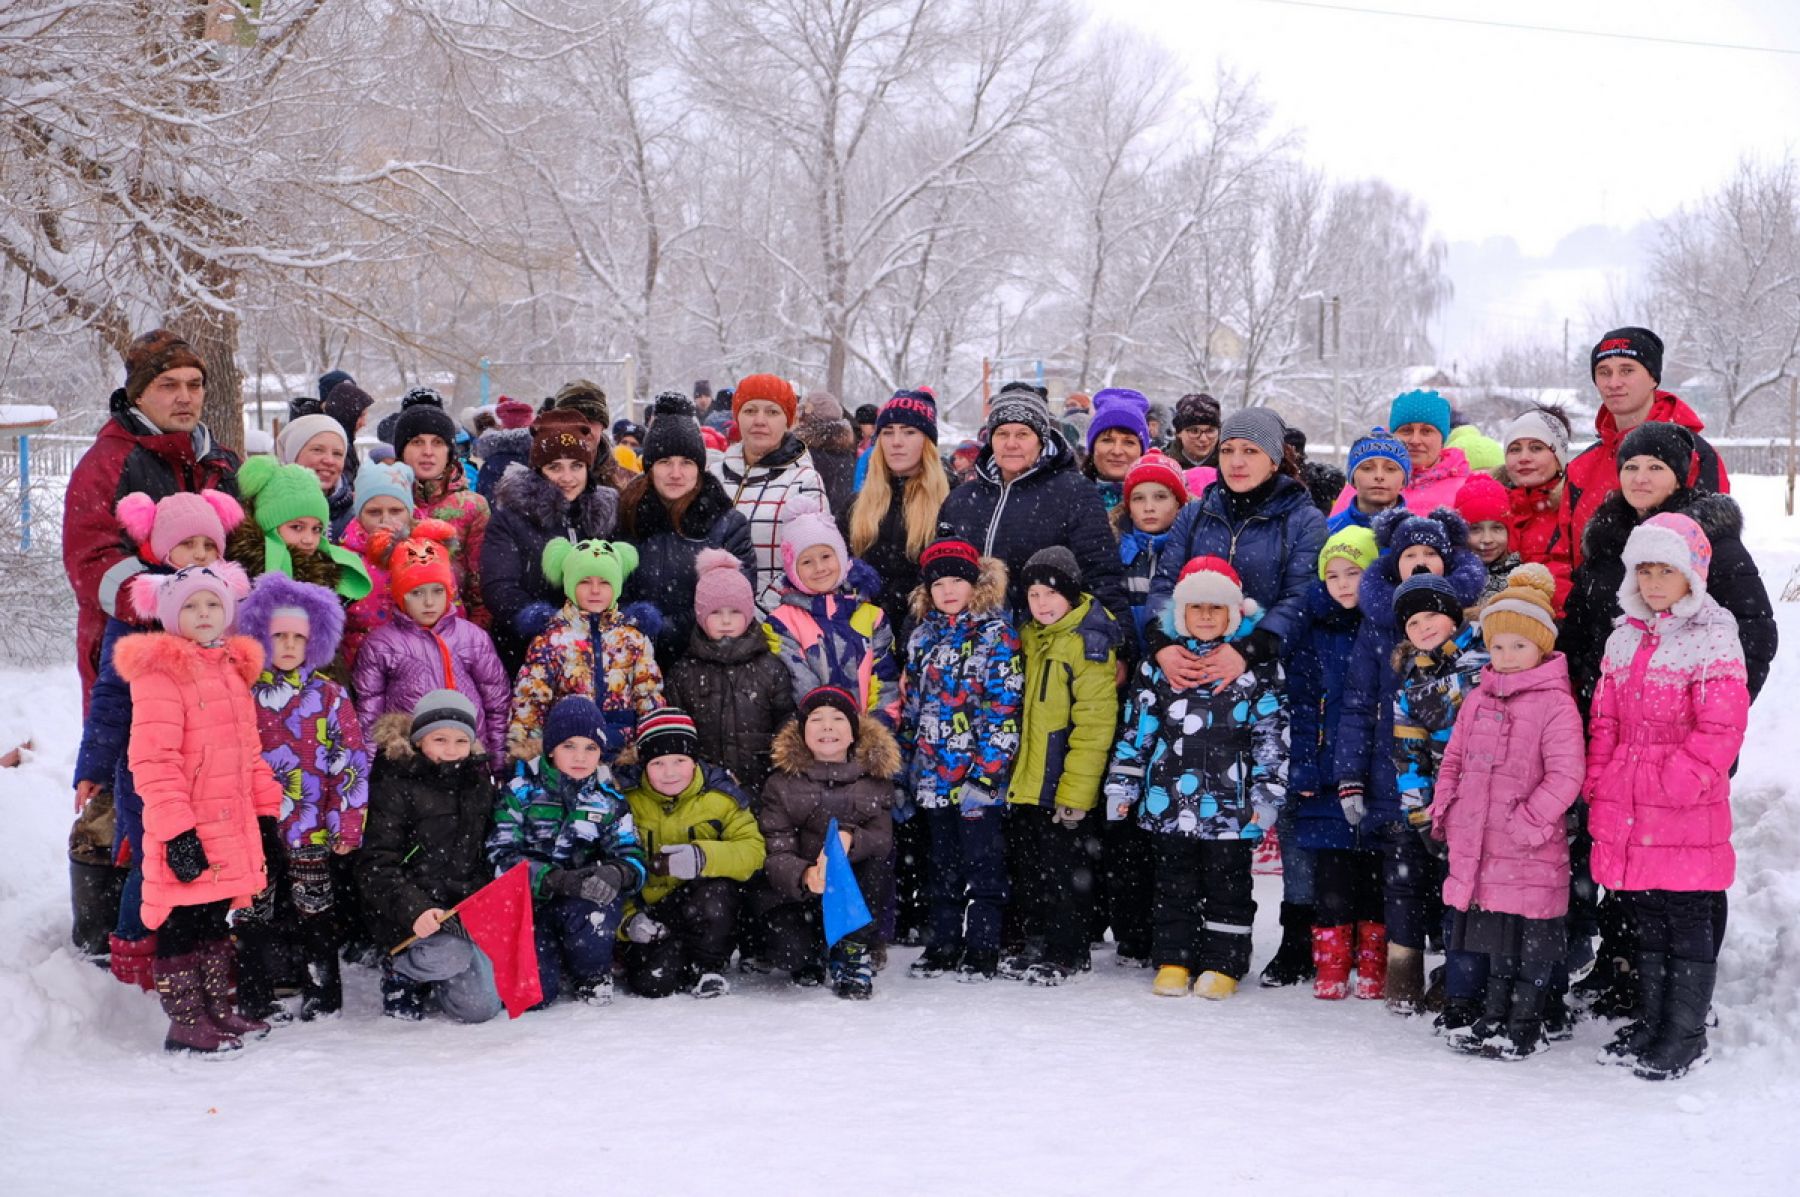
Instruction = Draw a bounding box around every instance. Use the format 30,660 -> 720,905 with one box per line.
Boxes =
114,561 -> 285,1055
1584,512 -> 1750,1082
1431,563 -> 1583,1062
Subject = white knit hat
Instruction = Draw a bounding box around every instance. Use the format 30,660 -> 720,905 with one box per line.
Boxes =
1501,409 -> 1571,470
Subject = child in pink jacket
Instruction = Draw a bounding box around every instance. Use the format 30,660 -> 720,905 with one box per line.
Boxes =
1583,512 -> 1750,1082
1431,564 -> 1583,1061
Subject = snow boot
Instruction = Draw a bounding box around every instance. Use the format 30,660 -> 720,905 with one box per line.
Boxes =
231,925 -> 285,1023
1193,971 -> 1239,1001
108,932 -> 158,992
1633,958 -> 1714,1081
956,950 -> 998,982
1385,945 -> 1424,1015
1023,960 -> 1074,986
199,939 -> 271,1040
1152,965 -> 1193,997
298,917 -> 342,1021
1600,951 -> 1668,1067
155,953 -> 241,1056
908,942 -> 961,979
831,942 -> 874,1000
790,959 -> 827,988
1572,931 -> 1636,1018
1312,925 -> 1352,1000
997,938 -> 1043,982
571,975 -> 614,1006
380,964 -> 428,1020
691,971 -> 732,999
1259,903 -> 1317,988
1435,997 -> 1482,1043
1457,961 -> 1517,1055
1422,963 -> 1447,1013
1487,975 -> 1550,1061
1353,922 -> 1387,1000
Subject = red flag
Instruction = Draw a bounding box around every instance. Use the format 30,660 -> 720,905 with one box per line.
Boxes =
455,863 -> 542,1018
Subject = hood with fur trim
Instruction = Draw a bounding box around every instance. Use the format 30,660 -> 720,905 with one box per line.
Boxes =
1579,487 -> 1741,571
908,555 -> 1009,623
112,631 -> 265,688
236,573 -> 345,676
370,709 -> 490,767
796,413 -> 858,456
493,461 -> 620,539
770,713 -> 901,781
1358,521 -> 1489,636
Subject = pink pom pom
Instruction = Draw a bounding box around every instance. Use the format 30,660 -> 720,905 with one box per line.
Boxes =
127,572 -> 166,622
201,489 -> 245,533
115,493 -> 157,543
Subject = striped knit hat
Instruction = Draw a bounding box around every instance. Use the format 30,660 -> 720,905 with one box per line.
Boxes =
637,708 -> 701,765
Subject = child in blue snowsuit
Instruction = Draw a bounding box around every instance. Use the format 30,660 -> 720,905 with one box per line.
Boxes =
487,696 -> 648,1006
899,540 -> 1023,982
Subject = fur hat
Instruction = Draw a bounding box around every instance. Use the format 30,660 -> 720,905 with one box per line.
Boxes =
733,373 -> 797,425
1218,407 -> 1287,467
116,489 -> 243,566
1173,392 -> 1220,431
919,538 -> 982,588
779,495 -> 848,594
1501,408 -> 1571,470
1620,511 -> 1713,611
1453,474 -> 1511,526
411,689 -> 478,746
1617,421 -> 1696,487
236,573 -> 345,676
129,561 -> 251,634
542,537 -> 638,607
276,414 -> 347,466
530,409 -> 599,470
1122,450 -> 1189,508
693,548 -> 757,626
1394,571 -> 1464,631
1388,389 -> 1452,439
637,708 -> 701,765
799,685 -> 861,739
1347,426 -> 1412,482
1086,388 -> 1151,452
1020,545 -> 1083,607
1171,555 -> 1258,637
353,460 -> 416,517
1317,526 -> 1378,579
1480,563 -> 1559,656
123,329 -> 205,404
374,520 -> 459,605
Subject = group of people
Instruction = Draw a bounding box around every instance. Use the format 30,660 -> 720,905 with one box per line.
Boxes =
59,324 -> 1775,1084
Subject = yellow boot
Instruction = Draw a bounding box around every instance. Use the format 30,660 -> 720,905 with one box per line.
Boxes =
1152,966 -> 1192,996
1193,971 -> 1239,1000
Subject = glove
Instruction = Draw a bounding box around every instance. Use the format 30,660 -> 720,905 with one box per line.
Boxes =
1051,803 -> 1087,828
957,783 -> 1001,818
166,829 -> 209,883
1418,824 -> 1449,861
623,912 -> 667,944
577,863 -> 628,907
1338,783 -> 1366,828
657,843 -> 706,881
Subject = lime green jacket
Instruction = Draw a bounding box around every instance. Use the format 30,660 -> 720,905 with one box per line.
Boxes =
623,771 -> 766,911
1007,595 -> 1119,812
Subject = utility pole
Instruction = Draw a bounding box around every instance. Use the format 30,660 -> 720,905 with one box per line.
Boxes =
1786,375 -> 1796,517
1331,296 -> 1343,466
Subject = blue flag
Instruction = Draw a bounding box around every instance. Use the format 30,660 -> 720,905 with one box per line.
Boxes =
821,816 -> 872,947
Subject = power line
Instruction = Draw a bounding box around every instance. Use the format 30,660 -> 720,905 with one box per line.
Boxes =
1243,0 -> 1800,57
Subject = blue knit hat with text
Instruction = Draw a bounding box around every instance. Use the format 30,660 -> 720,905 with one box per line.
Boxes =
1347,426 -> 1412,481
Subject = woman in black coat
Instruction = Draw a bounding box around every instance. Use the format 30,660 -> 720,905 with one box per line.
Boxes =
478,411 -> 620,674
845,389 -> 950,641
618,404 -> 756,662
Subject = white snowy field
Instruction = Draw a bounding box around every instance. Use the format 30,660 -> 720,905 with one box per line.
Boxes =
2,480 -> 1797,1196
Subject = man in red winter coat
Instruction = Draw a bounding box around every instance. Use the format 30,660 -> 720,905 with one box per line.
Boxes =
1549,326 -> 1728,575
62,330 -> 241,704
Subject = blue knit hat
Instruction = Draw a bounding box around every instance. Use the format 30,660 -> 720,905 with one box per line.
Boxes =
1374,504 -> 1469,561
544,695 -> 627,759
353,460 -> 416,517
1387,390 -> 1451,439
1347,426 -> 1412,481
1086,388 -> 1151,452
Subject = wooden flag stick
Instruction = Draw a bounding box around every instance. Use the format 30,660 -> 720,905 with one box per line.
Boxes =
387,907 -> 463,956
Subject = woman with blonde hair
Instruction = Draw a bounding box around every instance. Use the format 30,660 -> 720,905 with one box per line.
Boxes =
847,389 -> 949,642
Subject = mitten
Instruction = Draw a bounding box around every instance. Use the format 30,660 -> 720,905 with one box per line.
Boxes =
542,866 -> 594,898
166,829 -> 209,883
657,843 -> 705,880
1051,803 -> 1087,828
1338,782 -> 1366,828
623,912 -> 667,944
1418,824 -> 1449,862
577,862 -> 628,907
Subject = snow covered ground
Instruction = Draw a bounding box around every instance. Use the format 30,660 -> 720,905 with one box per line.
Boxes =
2,480 -> 1797,1196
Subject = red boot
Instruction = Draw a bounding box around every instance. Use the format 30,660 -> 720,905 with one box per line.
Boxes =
198,939 -> 271,1040
1354,922 -> 1388,1000
108,932 -> 157,992
1312,925 -> 1352,1000
154,953 -> 241,1056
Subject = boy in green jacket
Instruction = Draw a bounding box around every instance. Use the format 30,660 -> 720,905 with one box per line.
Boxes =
1003,546 -> 1120,985
620,708 -> 766,999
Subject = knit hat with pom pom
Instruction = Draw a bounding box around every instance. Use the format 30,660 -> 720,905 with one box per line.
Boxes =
1171,555 -> 1259,637
1453,474 -> 1511,527
542,537 -> 639,608
778,495 -> 847,595
129,561 -> 252,635
236,573 -> 346,676
1374,504 -> 1469,562
375,519 -> 459,605
1479,562 -> 1559,657
116,489 -> 243,566
693,547 -> 757,626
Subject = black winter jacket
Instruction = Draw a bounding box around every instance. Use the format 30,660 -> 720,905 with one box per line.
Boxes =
852,494 -> 925,646
479,465 -> 620,673
620,472 -> 757,661
663,625 -> 796,796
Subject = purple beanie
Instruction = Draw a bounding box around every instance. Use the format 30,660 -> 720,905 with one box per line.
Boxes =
1086,388 -> 1151,452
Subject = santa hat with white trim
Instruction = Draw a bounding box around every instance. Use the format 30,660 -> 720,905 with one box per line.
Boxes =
1171,555 -> 1260,637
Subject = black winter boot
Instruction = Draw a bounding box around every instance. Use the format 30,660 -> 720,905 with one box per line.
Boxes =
1599,951 -> 1667,1067
831,941 -> 874,1000
1572,919 -> 1637,1018
1457,963 -> 1517,1055
1258,903 -> 1317,988
1633,958 -> 1715,1081
299,916 -> 343,1021
231,925 -> 284,1024
908,942 -> 961,979
381,962 -> 427,1021
1488,975 -> 1550,1061
1435,997 -> 1482,1044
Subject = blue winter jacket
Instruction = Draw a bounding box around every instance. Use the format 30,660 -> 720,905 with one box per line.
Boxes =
1333,539 -> 1489,826
1117,526 -> 1171,658
1283,582 -> 1361,851
73,615 -> 143,862
1325,495 -> 1406,535
1145,474 -> 1326,649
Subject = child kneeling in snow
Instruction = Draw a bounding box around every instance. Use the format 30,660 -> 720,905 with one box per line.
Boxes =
234,574 -> 370,1022
1104,556 -> 1287,1001
1584,514 -> 1750,1081
114,562 -> 285,1054
758,687 -> 898,999
358,691 -> 506,1023
620,708 -> 767,999
488,696 -> 648,1007
1430,565 -> 1583,1061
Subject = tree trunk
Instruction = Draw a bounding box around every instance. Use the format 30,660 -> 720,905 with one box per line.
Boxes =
177,306 -> 245,456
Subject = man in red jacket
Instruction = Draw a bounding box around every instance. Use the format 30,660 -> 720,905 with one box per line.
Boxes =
62,330 -> 241,704
1549,326 -> 1728,575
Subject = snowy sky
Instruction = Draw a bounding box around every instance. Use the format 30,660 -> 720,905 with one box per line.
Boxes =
1096,0 -> 1800,363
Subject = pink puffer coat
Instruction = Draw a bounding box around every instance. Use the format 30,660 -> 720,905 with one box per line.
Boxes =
1432,653 -> 1584,919
1584,595 -> 1749,893
114,633 -> 284,930
351,610 -> 512,763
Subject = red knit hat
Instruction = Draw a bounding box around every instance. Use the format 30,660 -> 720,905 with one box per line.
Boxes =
732,373 -> 797,425
1171,555 -> 1258,636
376,519 -> 459,604
1122,449 -> 1190,508
1454,474 -> 1510,526
495,396 -> 535,430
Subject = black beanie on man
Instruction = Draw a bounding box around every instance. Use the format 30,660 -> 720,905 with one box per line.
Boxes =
1591,327 -> 1664,384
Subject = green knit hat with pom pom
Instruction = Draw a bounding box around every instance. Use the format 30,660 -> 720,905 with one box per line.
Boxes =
237,455 -> 372,601
542,537 -> 639,608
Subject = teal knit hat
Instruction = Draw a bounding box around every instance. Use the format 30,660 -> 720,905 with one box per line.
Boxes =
542,537 -> 639,607
1387,390 -> 1451,439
